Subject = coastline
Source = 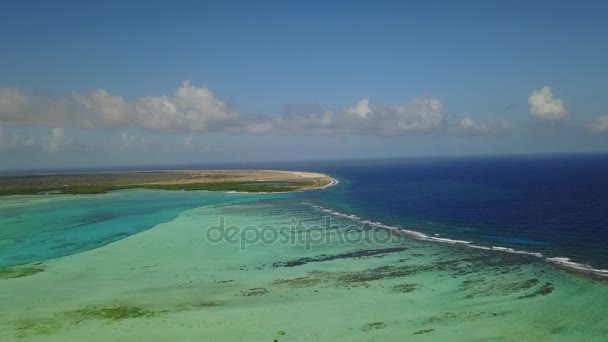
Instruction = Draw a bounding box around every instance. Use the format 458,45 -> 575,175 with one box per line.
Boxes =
0,169 -> 336,195
226,175 -> 339,194
311,176 -> 340,190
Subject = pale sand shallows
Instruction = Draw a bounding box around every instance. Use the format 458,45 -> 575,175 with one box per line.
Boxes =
1,194 -> 608,341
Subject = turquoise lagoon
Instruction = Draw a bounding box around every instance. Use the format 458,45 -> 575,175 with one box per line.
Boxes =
0,187 -> 607,341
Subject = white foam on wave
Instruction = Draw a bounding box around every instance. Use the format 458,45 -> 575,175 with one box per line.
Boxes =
304,202 -> 608,278
428,236 -> 471,244
313,177 -> 340,190
469,244 -> 492,251
490,246 -> 544,258
547,257 -> 608,277
306,203 -> 471,245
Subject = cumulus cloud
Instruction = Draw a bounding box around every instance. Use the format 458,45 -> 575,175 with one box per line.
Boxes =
73,89 -> 130,127
589,115 -> 608,133
245,97 -> 444,135
0,82 -> 445,136
0,88 -> 72,126
1,81 -> 239,133
118,131 -> 150,152
457,117 -> 510,136
528,86 -> 568,121
132,81 -> 238,132
43,128 -> 73,152
346,98 -> 372,118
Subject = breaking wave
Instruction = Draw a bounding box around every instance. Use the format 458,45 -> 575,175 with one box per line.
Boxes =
304,202 -> 608,279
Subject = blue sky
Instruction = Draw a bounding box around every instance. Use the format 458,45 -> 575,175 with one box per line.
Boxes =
1,0 -> 607,169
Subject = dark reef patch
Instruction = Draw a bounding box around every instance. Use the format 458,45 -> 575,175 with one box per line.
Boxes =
241,288 -> 269,296
272,264 -> 429,289
273,275 -> 323,288
172,299 -> 225,313
66,305 -> 156,322
13,318 -> 63,338
392,283 -> 419,293
413,328 -> 434,335
336,264 -> 430,285
272,270 -> 332,288
362,321 -> 386,331
6,300 -> 226,338
462,277 -> 542,298
271,246 -> 549,296
518,282 -> 555,299
427,311 -> 483,324
0,265 -> 45,279
189,300 -> 223,308
272,247 -> 408,268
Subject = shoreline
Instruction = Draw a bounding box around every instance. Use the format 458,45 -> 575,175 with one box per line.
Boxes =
0,169 -> 336,195
225,175 -> 339,194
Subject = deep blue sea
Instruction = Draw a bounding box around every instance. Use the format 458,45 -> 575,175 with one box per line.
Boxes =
296,154 -> 608,272
2,154 -> 608,275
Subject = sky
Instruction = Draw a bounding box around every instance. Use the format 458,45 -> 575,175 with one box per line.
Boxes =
1,0 -> 607,170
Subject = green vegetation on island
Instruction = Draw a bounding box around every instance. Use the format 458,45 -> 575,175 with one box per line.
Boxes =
0,170 -> 334,196
55,181 -> 314,195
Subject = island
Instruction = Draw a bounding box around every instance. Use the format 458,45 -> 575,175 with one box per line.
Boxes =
0,170 -> 337,195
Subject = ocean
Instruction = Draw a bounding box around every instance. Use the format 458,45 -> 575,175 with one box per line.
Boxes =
1,154 -> 607,340
299,154 -> 608,274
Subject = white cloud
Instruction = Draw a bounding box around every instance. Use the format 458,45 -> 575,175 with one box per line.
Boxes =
73,89 -> 130,127
118,131 -> 150,152
457,117 -> 510,136
1,81 -> 238,133
346,98 -> 372,118
0,88 -> 71,126
133,81 -> 238,132
0,89 -> 28,120
391,98 -> 444,133
1,83 -> 444,136
528,86 -> 568,120
43,128 -> 72,152
248,97 -> 444,135
589,115 -> 608,133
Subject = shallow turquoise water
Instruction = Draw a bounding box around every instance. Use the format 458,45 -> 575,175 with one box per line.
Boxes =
0,188 -> 607,340
0,189 -> 284,267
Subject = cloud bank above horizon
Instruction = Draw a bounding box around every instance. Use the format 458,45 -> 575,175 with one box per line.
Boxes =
0,81 -> 448,136
0,82 -> 606,162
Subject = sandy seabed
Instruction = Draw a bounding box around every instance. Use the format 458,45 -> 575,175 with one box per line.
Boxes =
1,191 -> 607,341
